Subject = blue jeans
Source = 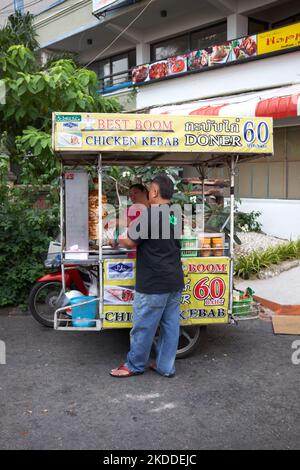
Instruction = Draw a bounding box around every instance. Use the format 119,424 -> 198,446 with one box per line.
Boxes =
126,291 -> 182,376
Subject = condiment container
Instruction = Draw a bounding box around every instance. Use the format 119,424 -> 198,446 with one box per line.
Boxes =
212,237 -> 224,256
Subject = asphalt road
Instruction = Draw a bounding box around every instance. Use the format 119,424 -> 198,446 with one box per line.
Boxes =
0,313 -> 299,450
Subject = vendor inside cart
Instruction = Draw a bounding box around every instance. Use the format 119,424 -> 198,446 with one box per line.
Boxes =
126,183 -> 149,224
109,183 -> 149,250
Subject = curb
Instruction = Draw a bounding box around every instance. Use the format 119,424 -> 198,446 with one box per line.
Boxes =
257,260 -> 300,280
253,295 -> 300,316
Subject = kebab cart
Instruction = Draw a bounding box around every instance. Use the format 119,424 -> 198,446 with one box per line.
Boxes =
51,112 -> 273,358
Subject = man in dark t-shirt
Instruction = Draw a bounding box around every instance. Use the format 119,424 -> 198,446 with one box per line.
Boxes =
110,175 -> 184,378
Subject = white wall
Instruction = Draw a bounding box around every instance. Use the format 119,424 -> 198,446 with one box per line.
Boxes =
239,199 -> 300,240
136,51 -> 300,110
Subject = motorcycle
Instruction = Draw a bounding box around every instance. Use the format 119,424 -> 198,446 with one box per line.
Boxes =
28,263 -> 98,328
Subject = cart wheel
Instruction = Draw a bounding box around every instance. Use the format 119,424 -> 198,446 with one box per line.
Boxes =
29,281 -> 65,327
153,325 -> 202,359
176,326 -> 202,359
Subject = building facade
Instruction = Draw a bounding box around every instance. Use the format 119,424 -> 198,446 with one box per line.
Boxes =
2,0 -> 300,238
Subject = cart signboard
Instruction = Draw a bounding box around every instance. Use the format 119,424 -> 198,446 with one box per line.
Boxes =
53,113 -> 273,155
180,256 -> 230,325
102,257 -> 230,329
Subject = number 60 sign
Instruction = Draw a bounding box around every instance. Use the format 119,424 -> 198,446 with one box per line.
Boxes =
194,277 -> 225,301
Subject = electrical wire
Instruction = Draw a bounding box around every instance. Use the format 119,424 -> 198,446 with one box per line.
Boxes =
85,0 -> 155,68
0,0 -> 44,15
0,1 -> 14,14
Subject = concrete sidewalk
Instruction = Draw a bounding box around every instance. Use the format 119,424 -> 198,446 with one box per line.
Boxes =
235,266 -> 300,306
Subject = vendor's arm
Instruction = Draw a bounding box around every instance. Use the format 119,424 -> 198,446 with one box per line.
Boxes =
118,230 -> 137,249
118,208 -> 149,249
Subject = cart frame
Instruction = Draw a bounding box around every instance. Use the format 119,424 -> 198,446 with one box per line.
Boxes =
52,113 -> 273,333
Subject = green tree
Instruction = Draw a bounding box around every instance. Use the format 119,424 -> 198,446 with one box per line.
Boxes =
0,15 -> 121,307
0,46 -> 120,183
0,11 -> 39,55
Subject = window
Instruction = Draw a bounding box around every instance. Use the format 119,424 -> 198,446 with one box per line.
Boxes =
247,0 -> 300,32
248,18 -> 269,35
191,23 -> 227,50
272,13 -> 300,28
89,50 -> 136,89
236,127 -> 300,200
151,22 -> 227,62
152,35 -> 189,61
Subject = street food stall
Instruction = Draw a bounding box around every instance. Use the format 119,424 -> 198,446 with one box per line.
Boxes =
50,112 -> 273,357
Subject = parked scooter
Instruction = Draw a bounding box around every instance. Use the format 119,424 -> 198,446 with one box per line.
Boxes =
28,241 -> 97,327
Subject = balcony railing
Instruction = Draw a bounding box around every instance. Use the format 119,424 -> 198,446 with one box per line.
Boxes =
99,68 -> 134,94
131,21 -> 300,86
98,21 -> 300,94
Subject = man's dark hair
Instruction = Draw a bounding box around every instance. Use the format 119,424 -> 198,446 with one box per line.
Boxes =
129,183 -> 148,193
152,174 -> 174,200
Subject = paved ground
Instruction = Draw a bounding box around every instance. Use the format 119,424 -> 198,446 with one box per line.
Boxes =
236,266 -> 300,305
0,313 -> 299,450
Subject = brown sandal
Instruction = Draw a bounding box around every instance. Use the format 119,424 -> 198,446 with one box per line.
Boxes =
110,364 -> 143,378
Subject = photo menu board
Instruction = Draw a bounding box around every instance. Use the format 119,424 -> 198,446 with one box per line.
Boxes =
132,22 -> 300,85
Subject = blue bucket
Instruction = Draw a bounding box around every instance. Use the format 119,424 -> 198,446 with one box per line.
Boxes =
70,296 -> 97,327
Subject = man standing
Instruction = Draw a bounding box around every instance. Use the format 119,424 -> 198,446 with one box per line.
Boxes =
110,174 -> 184,378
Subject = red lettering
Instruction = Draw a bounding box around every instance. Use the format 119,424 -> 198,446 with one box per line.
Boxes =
188,263 -> 227,274
285,34 -> 295,43
194,278 -> 210,300
136,120 -> 143,130
206,264 -> 215,273
163,120 -> 173,131
197,264 -> 206,272
188,264 -> 197,273
98,119 -> 105,129
144,120 -> 152,130
266,37 -> 275,45
215,264 -> 226,273
114,119 -> 121,129
210,278 -> 225,299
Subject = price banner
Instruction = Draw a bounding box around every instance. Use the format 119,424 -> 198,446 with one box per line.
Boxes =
180,257 -> 230,325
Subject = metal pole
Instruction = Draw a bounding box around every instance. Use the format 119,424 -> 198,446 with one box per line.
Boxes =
202,174 -> 205,233
60,162 -> 66,293
98,154 -> 103,327
229,155 -> 237,318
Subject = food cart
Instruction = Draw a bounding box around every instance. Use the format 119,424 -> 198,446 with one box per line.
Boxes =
51,112 -> 273,357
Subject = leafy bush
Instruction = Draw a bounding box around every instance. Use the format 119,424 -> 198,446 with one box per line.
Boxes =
0,184 -> 59,307
235,209 -> 262,233
234,240 -> 300,279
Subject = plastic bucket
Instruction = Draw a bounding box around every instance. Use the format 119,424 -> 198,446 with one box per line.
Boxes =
69,296 -> 97,327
